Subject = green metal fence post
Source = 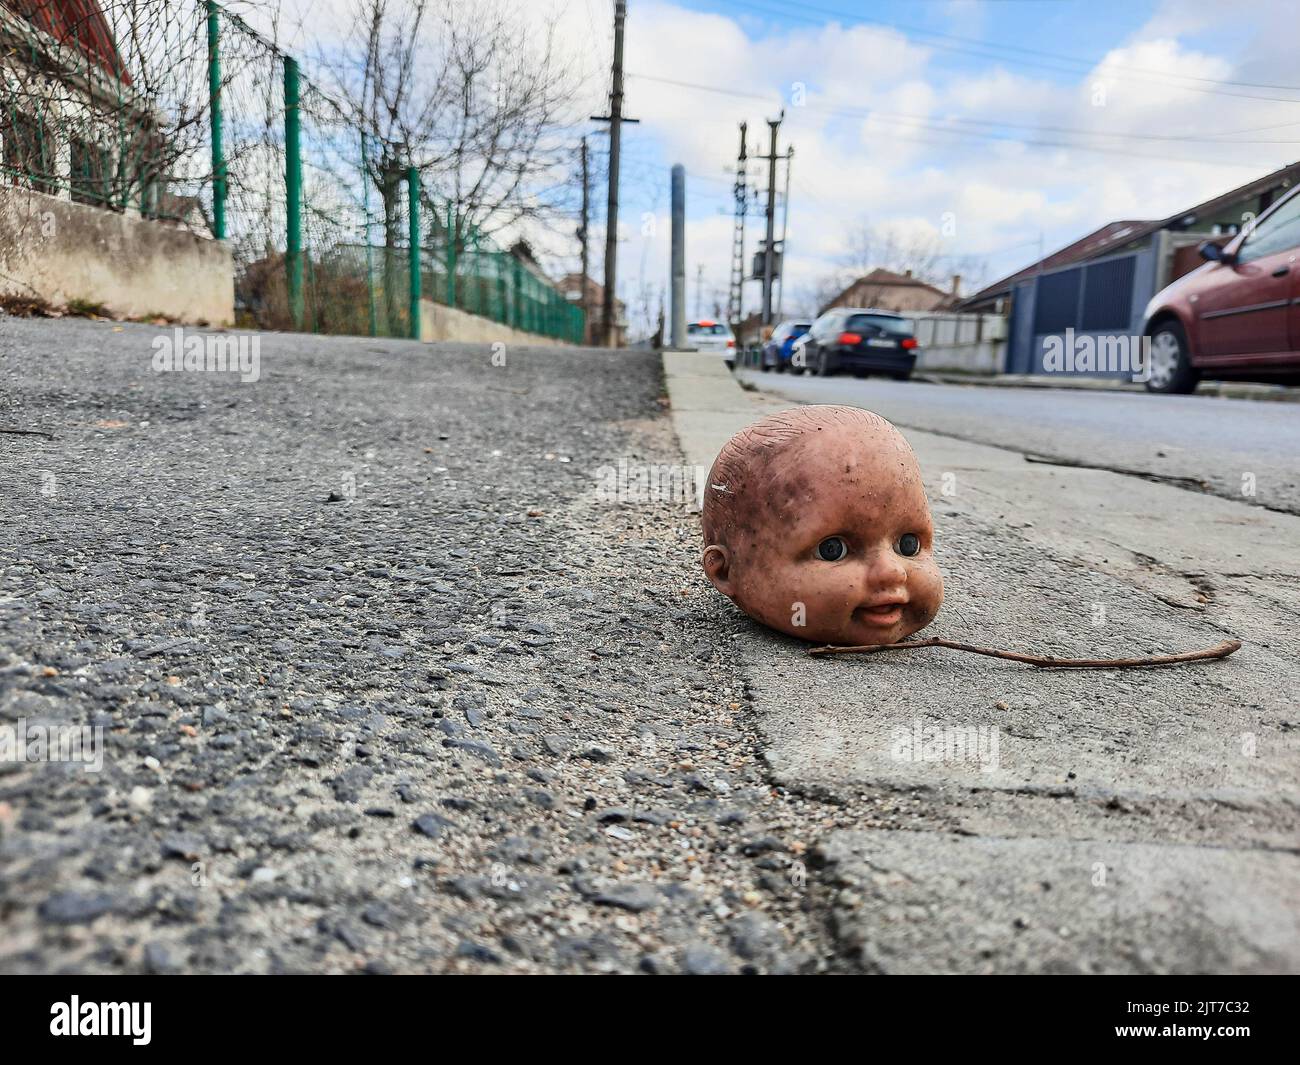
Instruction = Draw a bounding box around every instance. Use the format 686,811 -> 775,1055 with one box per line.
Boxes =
446,202 -> 457,308
206,1 -> 226,240
469,230 -> 479,315
361,132 -> 377,337
284,57 -> 303,329
511,259 -> 521,330
408,167 -> 421,339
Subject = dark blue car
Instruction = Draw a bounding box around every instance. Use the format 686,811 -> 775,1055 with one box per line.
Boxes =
760,320 -> 812,373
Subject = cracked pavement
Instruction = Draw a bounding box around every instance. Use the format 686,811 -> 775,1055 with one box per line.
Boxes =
707,364 -> 1300,972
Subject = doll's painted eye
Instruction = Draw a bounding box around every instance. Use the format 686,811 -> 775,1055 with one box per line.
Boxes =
817,536 -> 848,561
898,533 -> 921,557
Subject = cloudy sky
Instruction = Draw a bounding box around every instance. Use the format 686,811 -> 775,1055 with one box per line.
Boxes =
262,0 -> 1300,335
563,0 -> 1300,332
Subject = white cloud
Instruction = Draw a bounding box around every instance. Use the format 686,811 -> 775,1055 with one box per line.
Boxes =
598,0 -> 1300,333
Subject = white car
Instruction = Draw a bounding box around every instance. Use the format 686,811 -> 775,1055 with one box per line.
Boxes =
687,320 -> 736,364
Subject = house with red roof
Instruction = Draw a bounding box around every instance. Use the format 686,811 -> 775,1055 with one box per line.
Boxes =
0,1 -> 231,324
0,0 -> 171,216
821,267 -> 964,316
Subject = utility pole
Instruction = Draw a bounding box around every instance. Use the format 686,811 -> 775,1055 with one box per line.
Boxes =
578,136 -> 590,344
759,111 -> 784,327
775,145 -> 793,321
592,0 -> 637,348
695,264 -> 704,320
726,122 -> 748,333
670,164 -> 686,349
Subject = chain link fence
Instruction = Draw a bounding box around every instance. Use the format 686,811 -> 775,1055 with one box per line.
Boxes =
0,0 -> 584,343
0,0 -> 209,223
421,204 -> 587,344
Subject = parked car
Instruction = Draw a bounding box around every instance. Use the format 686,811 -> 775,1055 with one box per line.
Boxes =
1143,184 -> 1300,393
761,320 -> 812,372
687,320 -> 736,366
800,308 -> 919,380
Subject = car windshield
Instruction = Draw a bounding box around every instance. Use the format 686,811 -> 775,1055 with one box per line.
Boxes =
846,314 -> 913,336
688,323 -> 729,335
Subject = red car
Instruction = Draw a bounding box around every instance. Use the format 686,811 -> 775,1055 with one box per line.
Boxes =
1143,184 -> 1300,393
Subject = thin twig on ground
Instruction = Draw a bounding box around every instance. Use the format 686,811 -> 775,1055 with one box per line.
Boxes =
809,636 -> 1242,668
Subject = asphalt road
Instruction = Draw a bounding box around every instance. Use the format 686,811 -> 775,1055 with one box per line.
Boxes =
0,317 -> 861,975
736,370 -> 1300,515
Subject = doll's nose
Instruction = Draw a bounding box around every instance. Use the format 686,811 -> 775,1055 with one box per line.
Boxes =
861,547 -> 908,590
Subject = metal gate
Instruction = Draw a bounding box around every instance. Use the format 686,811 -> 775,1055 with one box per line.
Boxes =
1006,244 -> 1157,375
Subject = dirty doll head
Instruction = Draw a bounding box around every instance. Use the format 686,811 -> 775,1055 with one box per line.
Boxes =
701,405 -> 943,646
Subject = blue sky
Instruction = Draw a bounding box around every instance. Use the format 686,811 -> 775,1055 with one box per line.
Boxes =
591,0 -> 1300,330
693,0 -> 1157,79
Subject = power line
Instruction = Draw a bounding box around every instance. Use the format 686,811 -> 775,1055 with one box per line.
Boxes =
628,72 -> 1300,147
840,120 -> 1287,168
725,0 -> 1300,103
625,73 -> 1294,168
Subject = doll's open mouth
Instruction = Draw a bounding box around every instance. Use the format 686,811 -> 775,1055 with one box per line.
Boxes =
855,601 -> 906,627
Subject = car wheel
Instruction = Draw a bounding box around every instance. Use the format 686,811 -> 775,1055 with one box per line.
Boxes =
813,347 -> 832,377
1145,321 -> 1198,394
775,362 -> 787,374
889,370 -> 912,382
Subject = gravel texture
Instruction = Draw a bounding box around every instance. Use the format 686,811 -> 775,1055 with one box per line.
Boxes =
0,317 -> 868,974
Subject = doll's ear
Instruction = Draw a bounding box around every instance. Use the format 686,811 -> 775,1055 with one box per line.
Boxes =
702,545 -> 733,595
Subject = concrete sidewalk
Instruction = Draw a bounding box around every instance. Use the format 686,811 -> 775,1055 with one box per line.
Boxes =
664,353 -> 1300,973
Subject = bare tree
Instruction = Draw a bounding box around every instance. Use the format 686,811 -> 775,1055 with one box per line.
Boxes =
855,224 -> 992,298
797,217 -> 992,314
840,219 -> 945,282
418,2 -> 579,240
310,0 -> 579,326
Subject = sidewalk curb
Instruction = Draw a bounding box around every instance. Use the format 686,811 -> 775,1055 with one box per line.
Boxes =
662,351 -> 774,472
916,371 -> 1300,403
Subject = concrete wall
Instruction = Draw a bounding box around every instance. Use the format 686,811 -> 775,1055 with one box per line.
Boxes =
913,311 -> 1008,374
418,298 -> 565,347
0,185 -> 233,325
916,339 -> 1006,375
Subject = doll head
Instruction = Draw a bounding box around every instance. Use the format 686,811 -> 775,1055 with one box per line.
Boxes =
701,405 -> 942,646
